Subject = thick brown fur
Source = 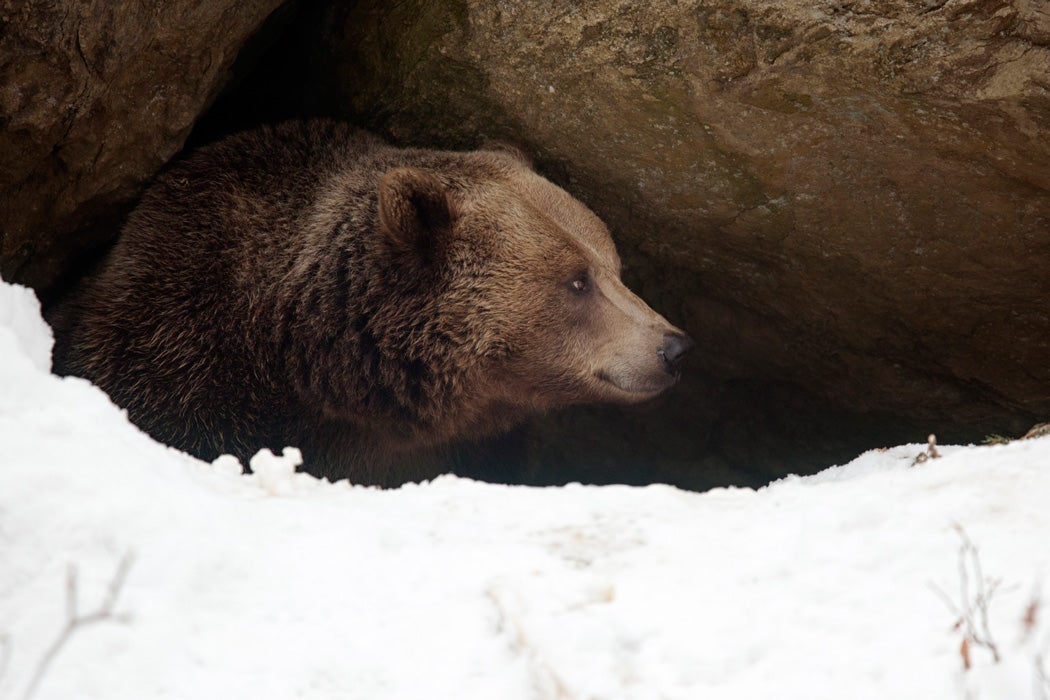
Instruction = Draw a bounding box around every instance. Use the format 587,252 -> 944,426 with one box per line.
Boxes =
51,120 -> 687,486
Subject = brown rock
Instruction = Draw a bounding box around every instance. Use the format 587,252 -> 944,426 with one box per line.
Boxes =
0,0 -> 286,292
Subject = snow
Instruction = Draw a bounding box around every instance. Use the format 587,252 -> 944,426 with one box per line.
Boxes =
2,275 -> 1048,700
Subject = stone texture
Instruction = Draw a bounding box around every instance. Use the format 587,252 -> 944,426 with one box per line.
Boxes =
0,0 -> 286,293
309,0 -> 1050,459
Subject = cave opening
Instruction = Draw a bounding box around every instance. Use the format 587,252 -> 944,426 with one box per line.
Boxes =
179,0 -> 1037,491
17,0 -> 1044,492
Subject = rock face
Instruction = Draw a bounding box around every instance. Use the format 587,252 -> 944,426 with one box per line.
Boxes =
300,0 -> 1050,475
0,0 -> 286,293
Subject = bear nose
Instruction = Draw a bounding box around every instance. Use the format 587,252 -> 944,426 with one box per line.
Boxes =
657,332 -> 694,375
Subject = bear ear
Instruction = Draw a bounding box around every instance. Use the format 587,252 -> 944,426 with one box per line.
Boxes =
482,140 -> 535,171
377,167 -> 453,259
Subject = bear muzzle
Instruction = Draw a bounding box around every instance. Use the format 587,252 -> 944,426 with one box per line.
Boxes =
657,332 -> 694,376
594,329 -> 692,401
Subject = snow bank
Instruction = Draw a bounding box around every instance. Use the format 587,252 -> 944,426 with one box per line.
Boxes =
1,277 -> 1048,700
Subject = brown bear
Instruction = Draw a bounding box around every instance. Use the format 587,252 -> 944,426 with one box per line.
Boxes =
50,120 -> 691,486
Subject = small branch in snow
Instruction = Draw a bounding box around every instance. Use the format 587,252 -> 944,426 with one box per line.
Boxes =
23,552 -> 134,700
1023,596 -> 1041,641
912,433 -> 941,466
1023,422 -> 1050,441
930,525 -> 1002,670
982,434 -> 1012,446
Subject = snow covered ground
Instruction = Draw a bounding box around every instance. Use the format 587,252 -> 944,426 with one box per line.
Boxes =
2,275 -> 1049,700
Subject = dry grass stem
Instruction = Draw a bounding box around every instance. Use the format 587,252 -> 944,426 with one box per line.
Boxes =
930,525 -> 1002,669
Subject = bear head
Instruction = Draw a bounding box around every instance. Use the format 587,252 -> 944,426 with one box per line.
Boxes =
372,145 -> 691,430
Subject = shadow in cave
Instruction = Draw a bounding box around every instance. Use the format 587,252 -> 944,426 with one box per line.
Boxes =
448,378 -> 928,491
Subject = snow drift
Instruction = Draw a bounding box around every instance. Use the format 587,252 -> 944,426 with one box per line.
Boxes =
1,277 -> 1048,699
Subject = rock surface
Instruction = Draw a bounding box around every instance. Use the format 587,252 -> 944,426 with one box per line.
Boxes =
0,0 -> 286,293
309,0 -> 1050,453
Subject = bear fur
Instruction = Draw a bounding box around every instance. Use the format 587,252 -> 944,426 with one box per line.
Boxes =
51,120 -> 689,486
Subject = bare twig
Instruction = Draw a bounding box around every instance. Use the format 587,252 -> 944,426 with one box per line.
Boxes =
1023,596 -> 1041,642
927,434 -> 941,459
1022,422 -> 1050,441
930,526 -> 1002,670
23,553 -> 134,700
912,434 -> 941,466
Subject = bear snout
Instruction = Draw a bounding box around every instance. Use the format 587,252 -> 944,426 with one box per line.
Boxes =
593,328 -> 692,401
657,332 -> 694,376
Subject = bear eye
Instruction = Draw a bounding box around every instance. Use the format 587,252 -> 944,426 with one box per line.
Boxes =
567,270 -> 591,295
